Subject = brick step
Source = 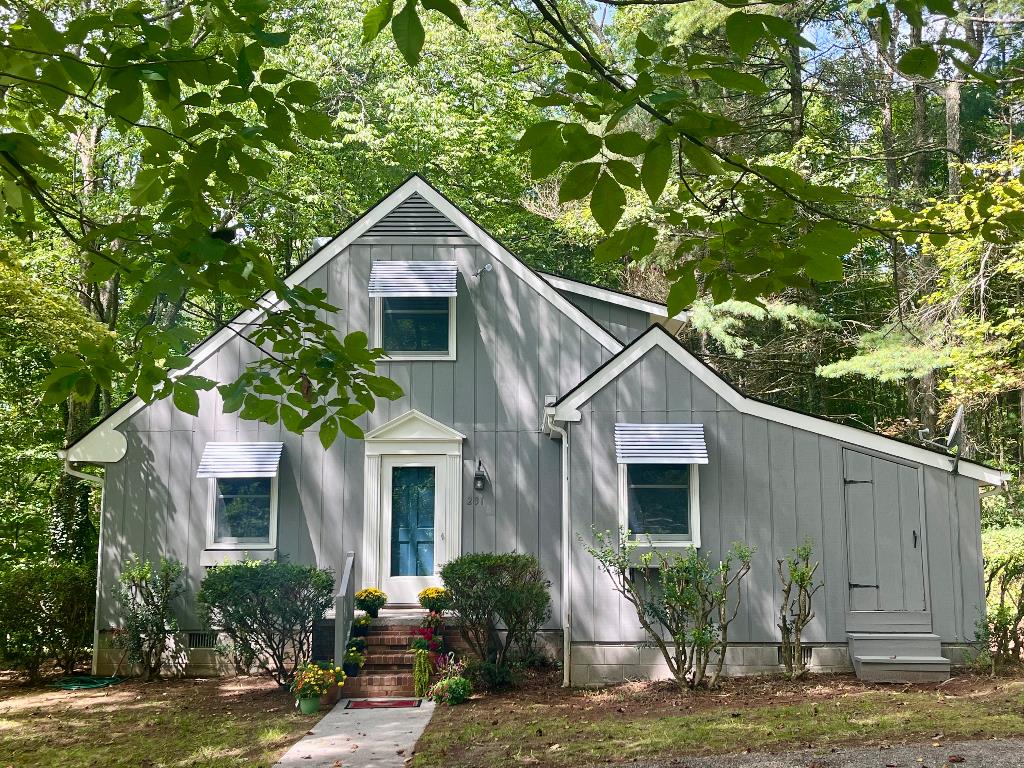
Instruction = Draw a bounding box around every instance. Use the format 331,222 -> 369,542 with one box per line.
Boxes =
342,673 -> 415,698
363,652 -> 413,665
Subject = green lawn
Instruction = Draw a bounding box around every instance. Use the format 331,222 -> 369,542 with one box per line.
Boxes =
414,672 -> 1024,767
0,676 -> 320,767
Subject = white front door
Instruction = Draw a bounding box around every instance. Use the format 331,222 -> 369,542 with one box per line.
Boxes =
380,456 -> 444,604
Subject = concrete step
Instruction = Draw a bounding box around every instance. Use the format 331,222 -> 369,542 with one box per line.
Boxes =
847,632 -> 943,658
852,654 -> 951,683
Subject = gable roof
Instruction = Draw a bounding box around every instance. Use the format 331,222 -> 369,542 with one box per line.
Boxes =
538,270 -> 688,320
66,174 -> 624,464
548,324 -> 1008,487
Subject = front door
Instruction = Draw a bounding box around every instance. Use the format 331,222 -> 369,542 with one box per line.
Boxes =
381,456 -> 443,604
843,448 -> 930,631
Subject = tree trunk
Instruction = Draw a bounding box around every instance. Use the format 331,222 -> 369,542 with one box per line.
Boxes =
910,25 -> 928,188
788,35 -> 804,147
944,80 -> 962,196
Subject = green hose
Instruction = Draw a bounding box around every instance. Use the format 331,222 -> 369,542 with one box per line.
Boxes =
49,675 -> 127,690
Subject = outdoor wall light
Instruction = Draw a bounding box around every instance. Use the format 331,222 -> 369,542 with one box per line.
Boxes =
473,460 -> 488,491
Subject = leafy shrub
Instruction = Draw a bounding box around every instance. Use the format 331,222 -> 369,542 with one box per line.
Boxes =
428,675 -> 472,705
418,586 -> 451,612
980,526 -> 1024,673
113,558 -> 185,681
584,528 -> 753,691
354,587 -> 387,617
197,559 -> 334,687
0,561 -> 95,681
464,659 -> 518,690
412,648 -> 432,696
440,552 -> 551,686
777,539 -> 823,679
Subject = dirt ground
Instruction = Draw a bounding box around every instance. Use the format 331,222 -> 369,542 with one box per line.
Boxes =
0,674 -> 320,768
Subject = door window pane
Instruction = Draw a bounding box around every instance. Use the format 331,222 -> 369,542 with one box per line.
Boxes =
381,297 -> 449,353
390,466 -> 436,577
214,477 -> 272,544
627,464 -> 690,538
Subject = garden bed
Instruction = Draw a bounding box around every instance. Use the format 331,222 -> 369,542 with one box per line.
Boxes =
412,670 -> 1024,767
0,675 -> 321,767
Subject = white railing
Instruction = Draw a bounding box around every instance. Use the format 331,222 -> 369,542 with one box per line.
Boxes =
333,551 -> 356,664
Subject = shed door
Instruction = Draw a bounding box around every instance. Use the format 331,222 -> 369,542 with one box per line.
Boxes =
843,449 -> 930,631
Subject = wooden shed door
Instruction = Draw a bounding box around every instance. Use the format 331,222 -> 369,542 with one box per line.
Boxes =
843,449 -> 930,632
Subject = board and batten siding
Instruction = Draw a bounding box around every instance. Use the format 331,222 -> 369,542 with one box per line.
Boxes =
566,344 -> 985,647
96,237 -> 613,630
555,291 -> 650,344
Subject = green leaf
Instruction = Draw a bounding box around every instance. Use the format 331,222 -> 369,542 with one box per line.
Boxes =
897,45 -> 939,78
725,13 -> 764,58
666,270 -> 697,317
641,141 -> 672,204
26,8 -> 65,50
338,417 -> 364,440
635,31 -> 658,57
694,67 -> 767,94
606,159 -> 641,190
392,0 -> 425,66
421,0 -> 467,29
172,383 -> 200,416
590,172 -> 626,233
319,416 -> 339,448
237,45 -> 255,89
680,139 -> 724,175
559,162 -> 601,203
561,124 -> 602,162
604,131 -> 648,157
362,0 -> 395,43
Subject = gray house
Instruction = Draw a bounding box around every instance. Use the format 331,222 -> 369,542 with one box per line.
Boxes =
67,175 -> 1007,686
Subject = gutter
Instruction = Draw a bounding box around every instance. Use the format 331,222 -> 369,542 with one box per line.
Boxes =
58,450 -> 105,675
543,405 -> 572,688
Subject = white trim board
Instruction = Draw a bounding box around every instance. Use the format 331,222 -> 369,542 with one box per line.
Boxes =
548,325 -> 1007,487
540,272 -> 689,321
66,175 -> 623,464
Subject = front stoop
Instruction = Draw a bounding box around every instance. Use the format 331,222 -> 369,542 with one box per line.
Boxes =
345,627 -> 417,697
847,632 -> 951,683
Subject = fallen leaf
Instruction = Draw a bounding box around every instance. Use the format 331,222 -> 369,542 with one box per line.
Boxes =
947,757 -> 965,764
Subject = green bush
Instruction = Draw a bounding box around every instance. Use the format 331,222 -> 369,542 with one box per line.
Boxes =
428,675 -> 472,705
113,558 -> 185,681
980,526 -> 1024,672
0,561 -> 95,681
440,552 -> 551,686
197,559 -> 334,687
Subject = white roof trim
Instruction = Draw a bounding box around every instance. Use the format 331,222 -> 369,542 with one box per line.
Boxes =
550,326 -> 1007,487
66,176 -> 622,464
539,272 -> 689,320
364,409 -> 466,442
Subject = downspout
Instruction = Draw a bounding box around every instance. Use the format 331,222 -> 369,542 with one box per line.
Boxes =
58,450 -> 105,675
544,411 -> 572,687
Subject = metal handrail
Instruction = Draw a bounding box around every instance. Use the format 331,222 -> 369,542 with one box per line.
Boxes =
333,551 -> 356,664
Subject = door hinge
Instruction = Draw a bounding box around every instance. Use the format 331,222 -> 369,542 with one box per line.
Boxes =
849,582 -> 879,589
844,478 -> 873,485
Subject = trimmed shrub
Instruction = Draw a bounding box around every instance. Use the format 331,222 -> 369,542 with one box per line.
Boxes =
0,561 -> 95,681
198,559 -> 334,687
439,552 -> 551,686
427,675 -> 472,705
980,526 -> 1024,673
114,558 -> 185,681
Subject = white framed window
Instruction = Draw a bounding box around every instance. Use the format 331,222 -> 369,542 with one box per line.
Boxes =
617,463 -> 701,548
368,261 -> 458,362
614,423 -> 707,549
372,295 -> 457,361
207,476 -> 279,549
196,441 -> 283,551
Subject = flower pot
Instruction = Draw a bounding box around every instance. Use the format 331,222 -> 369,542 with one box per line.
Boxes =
351,624 -> 369,638
321,683 -> 341,707
342,662 -> 360,677
365,607 -> 380,618
297,696 -> 321,715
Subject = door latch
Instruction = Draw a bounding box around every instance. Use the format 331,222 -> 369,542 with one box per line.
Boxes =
849,582 -> 879,589
843,479 -> 873,485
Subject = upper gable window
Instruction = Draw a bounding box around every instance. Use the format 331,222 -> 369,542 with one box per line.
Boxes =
369,261 -> 458,361
614,423 -> 708,548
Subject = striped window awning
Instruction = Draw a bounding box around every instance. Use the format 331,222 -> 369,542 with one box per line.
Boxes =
614,423 -> 709,464
368,261 -> 458,298
196,442 -> 284,478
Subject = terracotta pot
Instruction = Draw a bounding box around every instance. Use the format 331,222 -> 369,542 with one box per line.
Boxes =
320,683 -> 341,707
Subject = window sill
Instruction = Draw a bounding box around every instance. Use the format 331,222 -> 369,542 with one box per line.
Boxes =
200,548 -> 277,567
382,354 -> 456,362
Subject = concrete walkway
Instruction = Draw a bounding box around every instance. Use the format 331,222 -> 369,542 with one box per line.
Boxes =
274,698 -> 435,768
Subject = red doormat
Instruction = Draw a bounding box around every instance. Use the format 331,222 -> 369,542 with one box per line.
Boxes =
346,699 -> 421,709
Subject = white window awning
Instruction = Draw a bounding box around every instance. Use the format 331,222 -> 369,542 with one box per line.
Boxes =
614,423 -> 709,464
196,442 -> 284,478
368,261 -> 458,298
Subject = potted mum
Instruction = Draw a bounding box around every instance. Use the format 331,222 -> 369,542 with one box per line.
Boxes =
342,648 -> 365,677
291,662 -> 344,715
351,614 -> 372,637
354,587 -> 387,618
417,586 -> 451,613
317,661 -> 346,707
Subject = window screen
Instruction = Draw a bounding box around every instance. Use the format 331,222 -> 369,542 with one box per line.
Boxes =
381,297 -> 450,353
213,477 -> 272,544
626,464 -> 690,538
